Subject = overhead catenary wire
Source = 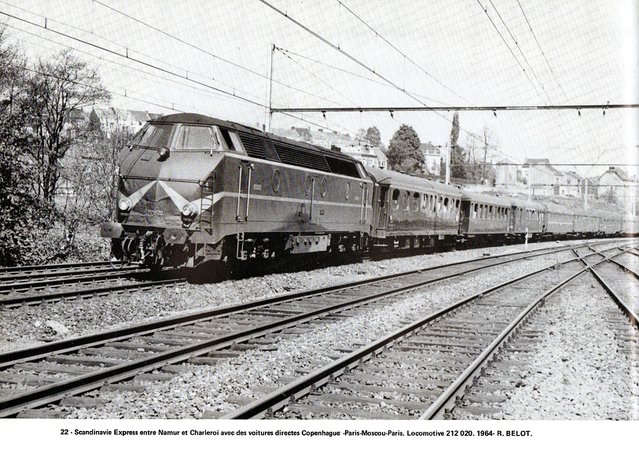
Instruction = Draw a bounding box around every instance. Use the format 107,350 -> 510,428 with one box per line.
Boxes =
1,2 -> 363,136
3,22 -> 265,109
90,0 -> 354,108
0,9 -> 271,109
275,45 -> 450,106
487,0 -> 551,104
474,0 -> 546,104
257,0 -> 522,164
334,0 -> 471,104
515,0 -> 569,100
270,103 -> 639,113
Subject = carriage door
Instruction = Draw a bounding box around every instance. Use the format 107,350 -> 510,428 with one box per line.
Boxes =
460,200 -> 471,234
236,160 -> 253,222
375,184 -> 389,230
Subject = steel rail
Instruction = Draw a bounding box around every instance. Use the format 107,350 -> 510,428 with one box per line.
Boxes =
222,247 -> 632,419
0,240 -> 612,368
0,265 -> 141,284
0,277 -> 185,308
0,261 -> 114,274
418,256 -> 622,419
577,248 -> 639,327
0,269 -> 147,294
0,242 -> 624,417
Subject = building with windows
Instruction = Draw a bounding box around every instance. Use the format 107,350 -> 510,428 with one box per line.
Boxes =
418,142 -> 442,176
598,167 -> 637,215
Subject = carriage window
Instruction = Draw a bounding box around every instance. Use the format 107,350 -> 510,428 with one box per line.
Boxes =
456,199 -> 460,209
443,197 -> 449,213
404,191 -> 410,210
176,125 -> 218,150
391,189 -> 400,209
413,192 -> 420,211
421,194 -> 428,212
473,203 -> 478,218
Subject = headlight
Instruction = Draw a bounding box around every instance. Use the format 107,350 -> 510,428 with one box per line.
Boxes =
118,198 -> 132,212
181,203 -> 196,217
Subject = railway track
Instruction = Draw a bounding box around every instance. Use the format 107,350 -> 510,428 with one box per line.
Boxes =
218,241 -> 637,419
0,261 -> 117,278
446,245 -> 639,420
0,239 -> 629,418
577,245 -> 639,325
0,266 -> 181,308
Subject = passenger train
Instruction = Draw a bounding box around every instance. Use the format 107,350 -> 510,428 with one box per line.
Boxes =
100,113 -> 638,272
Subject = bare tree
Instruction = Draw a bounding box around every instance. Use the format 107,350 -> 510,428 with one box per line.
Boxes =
26,49 -> 109,203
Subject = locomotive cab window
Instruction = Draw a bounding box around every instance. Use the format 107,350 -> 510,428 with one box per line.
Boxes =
132,123 -> 174,148
175,125 -> 219,150
218,128 -> 236,151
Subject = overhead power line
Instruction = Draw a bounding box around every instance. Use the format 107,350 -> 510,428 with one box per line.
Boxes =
515,0 -> 569,99
334,0 -> 471,104
487,0 -> 551,103
271,103 -> 639,113
474,0 -> 546,103
275,46 -> 450,106
0,10 -> 270,108
90,0 -> 347,107
256,0 -> 522,164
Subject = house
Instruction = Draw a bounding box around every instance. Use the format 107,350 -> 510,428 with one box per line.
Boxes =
561,171 -> 582,198
495,159 -> 519,190
90,108 -> 162,137
418,142 -> 442,176
340,144 -> 387,169
523,158 -> 558,196
598,167 -> 637,214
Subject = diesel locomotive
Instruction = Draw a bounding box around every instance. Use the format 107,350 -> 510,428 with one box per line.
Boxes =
100,113 -> 637,271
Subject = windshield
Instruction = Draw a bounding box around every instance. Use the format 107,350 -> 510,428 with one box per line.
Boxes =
175,125 -> 219,150
132,123 -> 174,148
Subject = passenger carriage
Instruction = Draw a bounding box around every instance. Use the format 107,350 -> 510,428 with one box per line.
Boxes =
365,167 -> 462,251
542,201 -> 575,239
572,207 -> 600,237
459,191 -> 511,245
509,198 -> 545,241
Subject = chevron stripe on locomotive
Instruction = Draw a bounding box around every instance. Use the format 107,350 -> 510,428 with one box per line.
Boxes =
100,113 -> 638,270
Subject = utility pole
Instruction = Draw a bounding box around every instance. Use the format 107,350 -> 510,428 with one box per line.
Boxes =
445,142 -> 451,185
482,128 -> 489,185
266,43 -> 275,132
584,179 -> 588,209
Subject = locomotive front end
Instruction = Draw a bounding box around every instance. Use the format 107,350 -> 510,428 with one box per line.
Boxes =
100,114 -> 224,269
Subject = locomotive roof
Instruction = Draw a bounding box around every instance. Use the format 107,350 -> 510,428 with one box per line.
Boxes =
365,167 -> 462,196
460,190 -> 511,207
151,113 -> 360,164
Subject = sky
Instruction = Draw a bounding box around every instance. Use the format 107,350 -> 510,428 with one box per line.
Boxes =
1,0 -> 637,178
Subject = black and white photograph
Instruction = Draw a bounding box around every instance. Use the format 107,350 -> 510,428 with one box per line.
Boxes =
0,0 -> 637,454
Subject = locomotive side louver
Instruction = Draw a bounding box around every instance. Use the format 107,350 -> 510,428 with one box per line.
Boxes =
273,142 -> 331,172
238,133 -> 267,159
